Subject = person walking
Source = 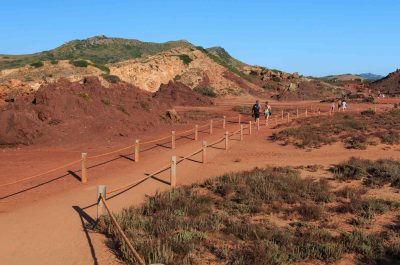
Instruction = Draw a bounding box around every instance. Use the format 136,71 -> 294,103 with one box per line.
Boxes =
331,102 -> 335,112
264,101 -> 272,123
342,100 -> 347,111
252,100 -> 261,122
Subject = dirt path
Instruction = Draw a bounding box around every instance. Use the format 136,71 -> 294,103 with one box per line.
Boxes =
0,102 -> 399,265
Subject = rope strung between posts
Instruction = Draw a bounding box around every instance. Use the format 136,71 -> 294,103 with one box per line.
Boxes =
100,194 -> 146,265
0,159 -> 82,188
0,108 -> 332,190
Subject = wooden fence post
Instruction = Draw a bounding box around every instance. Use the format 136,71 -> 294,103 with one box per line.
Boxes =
256,118 -> 260,131
305,109 -> 308,117
170,156 -> 176,186
81,153 -> 87,183
297,108 -> 299,118
240,125 -> 244,141
238,114 -> 241,125
281,110 -> 284,120
134,139 -> 140,162
171,131 -> 176,149
210,120 -> 213,135
97,185 -> 106,218
202,141 -> 207,164
287,113 -> 290,123
223,116 -> 226,129
194,125 -> 198,141
225,131 -> 229,150
249,121 -> 252,135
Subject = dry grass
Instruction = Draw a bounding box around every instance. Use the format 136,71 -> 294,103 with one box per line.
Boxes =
270,110 -> 400,149
332,157 -> 400,188
97,167 -> 400,265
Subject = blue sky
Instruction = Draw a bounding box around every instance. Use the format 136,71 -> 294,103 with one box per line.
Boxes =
0,0 -> 399,76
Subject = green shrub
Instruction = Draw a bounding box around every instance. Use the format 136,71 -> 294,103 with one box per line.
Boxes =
333,158 -> 400,188
193,87 -> 217,97
363,96 -> 375,103
92,63 -> 110,73
177,54 -> 192,65
272,76 -> 282,82
50,60 -> 58,65
343,134 -> 368,149
30,61 -> 44,68
361,109 -> 375,116
70,60 -> 89,67
138,100 -> 151,112
249,70 -> 258,76
331,157 -> 370,181
101,74 -> 120,83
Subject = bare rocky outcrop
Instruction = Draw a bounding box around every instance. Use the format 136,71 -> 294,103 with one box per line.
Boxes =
109,47 -> 260,95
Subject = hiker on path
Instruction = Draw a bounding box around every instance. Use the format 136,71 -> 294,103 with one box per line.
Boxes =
331,102 -> 335,112
252,100 -> 261,122
264,101 -> 272,123
342,100 -> 347,111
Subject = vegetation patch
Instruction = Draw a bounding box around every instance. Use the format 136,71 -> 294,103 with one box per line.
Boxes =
97,167 -> 399,265
101,74 -> 120,83
193,87 -> 217,97
332,157 -> 400,188
70,60 -> 89,67
76,92 -> 90,101
92,63 -> 110,73
176,54 -> 193,65
30,61 -> 44,68
271,111 -> 400,149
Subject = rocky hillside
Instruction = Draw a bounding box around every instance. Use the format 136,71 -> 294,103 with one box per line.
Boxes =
109,46 -> 260,94
0,35 -> 345,101
0,35 -> 192,70
369,69 -> 400,96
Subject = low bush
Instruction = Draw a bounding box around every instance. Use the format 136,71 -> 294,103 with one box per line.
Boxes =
193,87 -> 217,97
92,63 -> 110,73
97,166 -> 399,265
101,74 -> 120,83
30,61 -> 44,68
271,110 -> 400,149
76,92 -> 90,100
363,96 -> 375,103
361,109 -> 375,116
333,158 -> 400,188
50,60 -> 58,65
177,54 -> 193,65
70,60 -> 89,67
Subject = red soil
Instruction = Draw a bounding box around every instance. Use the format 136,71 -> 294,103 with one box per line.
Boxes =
0,78 -> 213,146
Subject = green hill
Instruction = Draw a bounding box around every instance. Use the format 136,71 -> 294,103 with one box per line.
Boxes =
0,35 -> 193,70
206,46 -> 247,69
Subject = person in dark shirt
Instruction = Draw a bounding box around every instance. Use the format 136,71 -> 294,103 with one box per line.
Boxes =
252,100 -> 261,122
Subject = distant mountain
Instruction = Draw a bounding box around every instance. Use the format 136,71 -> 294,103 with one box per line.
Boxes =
358,73 -> 384,81
320,74 -> 366,82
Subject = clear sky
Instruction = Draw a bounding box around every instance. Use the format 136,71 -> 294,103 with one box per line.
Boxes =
0,0 -> 399,76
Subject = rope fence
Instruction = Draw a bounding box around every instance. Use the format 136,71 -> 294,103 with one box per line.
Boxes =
0,105 -> 366,193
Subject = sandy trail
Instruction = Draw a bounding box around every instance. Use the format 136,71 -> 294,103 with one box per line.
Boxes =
0,101 -> 399,265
